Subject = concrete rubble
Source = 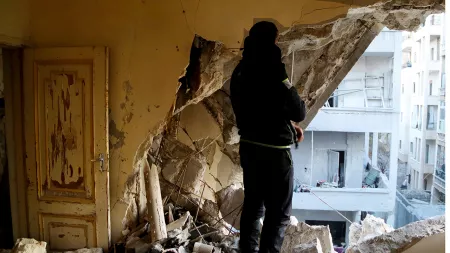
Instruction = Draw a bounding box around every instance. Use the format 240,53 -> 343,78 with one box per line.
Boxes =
11,239 -> 46,253
347,215 -> 445,253
116,202 -> 240,253
291,238 -> 323,253
2,215 -> 444,253
281,221 -> 334,253
349,214 -> 394,246
216,185 -> 244,230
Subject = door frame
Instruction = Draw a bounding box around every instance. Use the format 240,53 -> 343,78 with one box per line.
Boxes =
2,47 -> 30,241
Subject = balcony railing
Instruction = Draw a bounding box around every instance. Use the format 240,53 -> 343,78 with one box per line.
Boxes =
436,168 -> 445,181
440,87 -> 446,96
434,174 -> 445,190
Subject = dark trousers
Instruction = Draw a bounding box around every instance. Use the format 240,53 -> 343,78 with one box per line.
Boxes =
239,142 -> 294,253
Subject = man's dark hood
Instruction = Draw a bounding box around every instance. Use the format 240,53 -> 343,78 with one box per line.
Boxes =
242,21 -> 282,69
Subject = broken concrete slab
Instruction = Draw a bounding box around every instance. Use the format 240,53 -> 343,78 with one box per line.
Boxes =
347,215 -> 445,253
216,184 -> 244,230
161,151 -> 207,195
281,222 -> 333,253
175,36 -> 239,115
292,238 -> 323,253
290,216 -> 299,226
11,239 -> 46,253
358,214 -> 393,243
192,243 -> 215,253
166,211 -> 191,232
348,223 -> 362,246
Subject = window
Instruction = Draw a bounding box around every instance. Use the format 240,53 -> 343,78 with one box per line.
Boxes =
401,112 -> 403,122
439,101 -> 445,132
425,144 -> 430,163
413,82 -> 416,93
399,140 -> 402,149
417,139 -> 422,161
418,105 -> 422,130
410,142 -> 413,153
414,52 -> 417,63
414,138 -> 418,159
437,39 -> 440,59
427,105 -> 437,130
429,80 -> 433,95
431,15 -> 435,25
402,84 -> 404,94
442,72 -> 446,88
431,48 -> 435,60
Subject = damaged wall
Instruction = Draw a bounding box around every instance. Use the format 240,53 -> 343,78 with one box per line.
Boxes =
0,0 -> 439,245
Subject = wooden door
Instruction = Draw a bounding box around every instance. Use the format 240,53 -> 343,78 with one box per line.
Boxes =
23,47 -> 110,250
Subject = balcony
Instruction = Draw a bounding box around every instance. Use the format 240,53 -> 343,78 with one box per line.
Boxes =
292,187 -> 392,212
426,129 -> 437,139
312,83 -> 396,132
433,169 -> 445,193
429,60 -> 440,72
409,158 -> 420,171
428,24 -> 442,36
424,163 -> 434,174
366,31 -> 396,54
308,108 -> 396,133
402,34 -> 413,52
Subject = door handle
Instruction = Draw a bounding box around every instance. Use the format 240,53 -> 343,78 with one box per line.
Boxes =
91,153 -> 106,172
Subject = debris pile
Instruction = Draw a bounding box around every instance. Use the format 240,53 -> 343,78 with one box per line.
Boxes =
281,221 -> 334,253
3,215 -> 445,253
347,215 -> 445,253
11,239 -> 46,253
117,202 -> 240,253
347,215 -> 394,248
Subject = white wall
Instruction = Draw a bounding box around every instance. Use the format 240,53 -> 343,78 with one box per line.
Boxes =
336,56 -> 394,108
399,68 -> 414,160
426,140 -> 437,164
291,131 -> 365,187
429,71 -> 441,96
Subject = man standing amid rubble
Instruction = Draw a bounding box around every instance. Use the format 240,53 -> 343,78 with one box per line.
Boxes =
230,21 -> 306,253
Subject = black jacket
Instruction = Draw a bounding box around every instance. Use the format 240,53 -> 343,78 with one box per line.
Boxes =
230,40 -> 306,147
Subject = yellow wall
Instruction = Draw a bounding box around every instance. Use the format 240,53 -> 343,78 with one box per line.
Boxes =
0,0 -> 30,46
27,0 -> 380,243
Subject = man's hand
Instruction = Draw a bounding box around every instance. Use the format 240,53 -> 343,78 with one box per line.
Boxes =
292,124 -> 304,143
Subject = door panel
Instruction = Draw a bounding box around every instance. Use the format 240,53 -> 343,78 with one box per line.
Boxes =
327,150 -> 339,183
23,47 -> 110,250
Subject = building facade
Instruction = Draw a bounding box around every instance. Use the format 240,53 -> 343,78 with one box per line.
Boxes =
290,29 -> 402,246
398,13 -> 445,204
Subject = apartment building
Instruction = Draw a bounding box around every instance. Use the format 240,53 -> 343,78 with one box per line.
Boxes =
289,29 -> 402,246
399,13 -> 445,204
431,13 -> 446,205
